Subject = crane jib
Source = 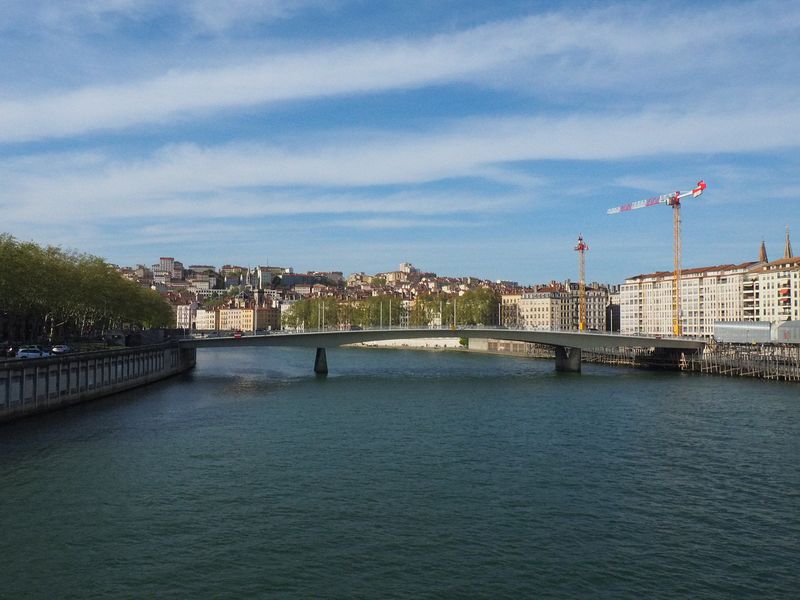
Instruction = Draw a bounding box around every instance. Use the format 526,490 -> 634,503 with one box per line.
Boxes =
607,194 -> 671,215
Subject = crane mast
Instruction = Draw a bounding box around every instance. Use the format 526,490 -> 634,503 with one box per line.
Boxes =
608,180 -> 706,337
672,196 -> 682,336
575,234 -> 588,331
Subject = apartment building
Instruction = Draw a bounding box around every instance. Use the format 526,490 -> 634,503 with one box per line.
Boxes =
621,231 -> 799,336
195,308 -> 218,331
620,262 -> 758,337
501,284 -> 610,331
500,293 -> 521,327
744,257 -> 800,323
569,286 -> 608,331
518,286 -> 573,330
217,306 -> 282,331
175,304 -> 197,330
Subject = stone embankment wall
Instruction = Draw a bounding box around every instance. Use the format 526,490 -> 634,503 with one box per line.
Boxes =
0,343 -> 196,424
469,337 -> 800,381
468,338 -> 656,366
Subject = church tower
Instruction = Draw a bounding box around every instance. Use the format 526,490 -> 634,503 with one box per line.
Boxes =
759,239 -> 768,263
784,226 -> 793,259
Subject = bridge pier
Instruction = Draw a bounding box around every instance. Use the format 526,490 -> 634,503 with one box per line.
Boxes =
554,346 -> 581,373
314,347 -> 328,375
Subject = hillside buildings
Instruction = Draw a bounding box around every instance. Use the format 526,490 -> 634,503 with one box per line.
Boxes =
119,231 -> 800,339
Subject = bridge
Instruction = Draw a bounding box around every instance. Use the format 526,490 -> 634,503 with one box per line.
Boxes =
178,327 -> 705,374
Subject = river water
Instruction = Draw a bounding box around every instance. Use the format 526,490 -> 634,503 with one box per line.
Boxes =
1,347 -> 798,598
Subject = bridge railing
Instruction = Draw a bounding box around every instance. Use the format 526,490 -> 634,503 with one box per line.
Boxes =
176,326 -> 682,341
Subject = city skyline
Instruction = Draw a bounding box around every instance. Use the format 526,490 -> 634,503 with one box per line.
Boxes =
1,0 -> 799,282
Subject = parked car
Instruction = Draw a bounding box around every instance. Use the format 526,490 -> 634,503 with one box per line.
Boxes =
16,346 -> 51,359
51,344 -> 71,354
233,330 -> 243,339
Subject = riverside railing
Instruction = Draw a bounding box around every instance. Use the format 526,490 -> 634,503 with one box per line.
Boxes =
0,342 -> 196,424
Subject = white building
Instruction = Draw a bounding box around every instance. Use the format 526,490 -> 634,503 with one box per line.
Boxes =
744,256 -> 800,323
620,262 -> 758,337
175,303 -> 197,330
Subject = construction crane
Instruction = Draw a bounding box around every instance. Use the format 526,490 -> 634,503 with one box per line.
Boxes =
607,180 -> 706,336
574,234 -> 589,331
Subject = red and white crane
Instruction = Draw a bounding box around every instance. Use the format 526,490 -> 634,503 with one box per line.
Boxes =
575,234 -> 589,331
607,180 -> 706,336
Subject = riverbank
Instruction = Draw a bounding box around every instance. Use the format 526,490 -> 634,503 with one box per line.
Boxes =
349,338 -> 465,351
0,342 -> 196,424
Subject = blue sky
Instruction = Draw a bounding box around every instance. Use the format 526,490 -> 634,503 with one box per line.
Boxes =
1,0 -> 799,284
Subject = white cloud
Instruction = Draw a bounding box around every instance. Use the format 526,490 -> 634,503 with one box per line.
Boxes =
2,101 -> 799,229
0,1 -> 797,142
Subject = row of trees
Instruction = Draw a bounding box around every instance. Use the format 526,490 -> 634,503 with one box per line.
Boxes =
1,234 -> 173,342
282,289 -> 500,330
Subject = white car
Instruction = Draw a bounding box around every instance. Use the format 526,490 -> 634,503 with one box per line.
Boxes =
51,344 -> 71,354
16,346 -> 51,359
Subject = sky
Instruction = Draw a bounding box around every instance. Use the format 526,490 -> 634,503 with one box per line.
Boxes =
1,0 -> 799,284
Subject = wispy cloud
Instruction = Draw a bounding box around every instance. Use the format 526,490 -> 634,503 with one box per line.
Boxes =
0,0 -> 330,34
1,1 -> 797,143
4,103 -> 799,218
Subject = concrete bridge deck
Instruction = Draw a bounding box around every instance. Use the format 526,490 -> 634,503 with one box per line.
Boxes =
179,327 -> 705,373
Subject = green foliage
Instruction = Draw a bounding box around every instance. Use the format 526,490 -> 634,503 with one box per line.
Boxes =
457,287 -> 500,325
0,234 -> 172,341
282,295 -> 404,329
280,290 -> 498,330
410,288 -> 499,327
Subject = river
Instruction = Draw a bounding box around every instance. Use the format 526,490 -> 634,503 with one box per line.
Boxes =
1,347 -> 798,598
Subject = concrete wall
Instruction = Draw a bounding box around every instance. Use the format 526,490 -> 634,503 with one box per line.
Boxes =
0,343 -> 196,424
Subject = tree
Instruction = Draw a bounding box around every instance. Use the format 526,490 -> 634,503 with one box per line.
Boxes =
0,234 -> 173,341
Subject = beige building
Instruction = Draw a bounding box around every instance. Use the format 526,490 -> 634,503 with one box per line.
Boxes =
195,308 -> 219,331
217,306 -> 282,331
218,307 -> 254,332
518,287 -> 572,330
500,293 -> 521,327
502,286 -> 609,330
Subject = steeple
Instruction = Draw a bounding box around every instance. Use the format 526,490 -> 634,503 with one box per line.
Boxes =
784,225 -> 793,259
759,239 -> 768,263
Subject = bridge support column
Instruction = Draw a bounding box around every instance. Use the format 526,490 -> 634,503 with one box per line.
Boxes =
314,347 -> 328,375
554,346 -> 581,373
